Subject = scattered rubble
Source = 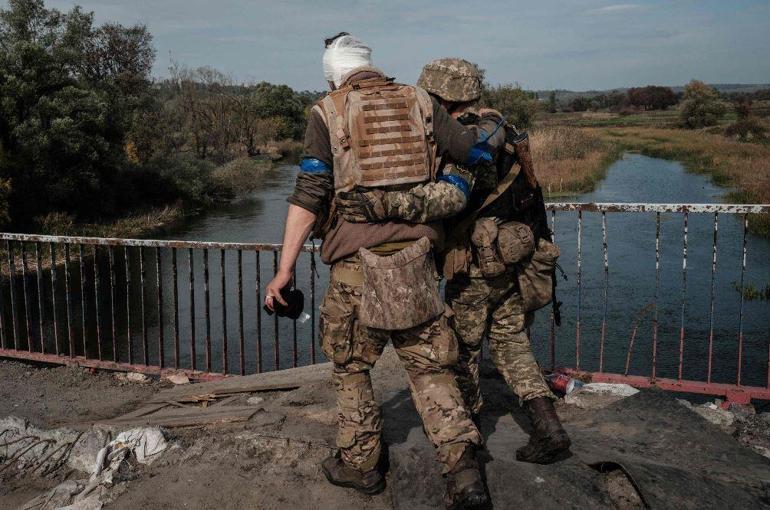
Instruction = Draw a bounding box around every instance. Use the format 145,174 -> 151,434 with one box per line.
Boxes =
115,372 -> 152,385
164,374 -> 190,385
677,400 -> 735,431
0,416 -> 170,510
563,382 -> 639,409
247,396 -> 264,406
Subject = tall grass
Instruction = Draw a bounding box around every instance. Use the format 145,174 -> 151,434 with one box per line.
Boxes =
531,127 -> 620,197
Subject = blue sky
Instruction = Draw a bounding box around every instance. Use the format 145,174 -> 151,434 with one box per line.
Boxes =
28,0 -> 770,91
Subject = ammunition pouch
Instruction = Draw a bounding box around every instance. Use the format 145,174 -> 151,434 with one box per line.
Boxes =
358,237 -> 443,330
517,238 -> 559,313
497,221 -> 535,265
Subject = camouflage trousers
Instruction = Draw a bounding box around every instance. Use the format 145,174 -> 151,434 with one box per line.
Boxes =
320,257 -> 481,474
445,265 -> 554,415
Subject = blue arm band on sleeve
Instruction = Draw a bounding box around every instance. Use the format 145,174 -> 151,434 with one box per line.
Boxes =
466,143 -> 494,166
438,174 -> 471,200
299,158 -> 331,174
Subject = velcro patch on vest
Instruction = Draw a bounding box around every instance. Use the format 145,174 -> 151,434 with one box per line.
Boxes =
361,102 -> 408,111
360,156 -> 426,171
366,125 -> 413,135
358,144 -> 425,160
363,114 -> 411,123
357,135 -> 422,147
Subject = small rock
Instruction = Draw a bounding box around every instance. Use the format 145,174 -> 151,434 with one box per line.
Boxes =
165,374 -> 190,385
728,402 -> 755,421
247,396 -> 264,406
125,372 -> 151,384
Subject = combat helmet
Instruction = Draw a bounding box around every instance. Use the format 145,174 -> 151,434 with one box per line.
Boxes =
417,58 -> 483,103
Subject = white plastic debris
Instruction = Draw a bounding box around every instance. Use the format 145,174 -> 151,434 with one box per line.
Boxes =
92,428 -> 167,476
126,372 -> 151,384
247,396 -> 264,406
165,373 -> 191,385
564,383 -> 639,409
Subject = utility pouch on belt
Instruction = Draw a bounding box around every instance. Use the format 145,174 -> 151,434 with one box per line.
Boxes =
497,221 -> 535,265
518,238 -> 560,312
358,237 -> 443,330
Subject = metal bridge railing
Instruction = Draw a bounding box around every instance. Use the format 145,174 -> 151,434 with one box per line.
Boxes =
0,202 -> 769,403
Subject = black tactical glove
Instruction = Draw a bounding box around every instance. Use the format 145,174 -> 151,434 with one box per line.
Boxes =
335,189 -> 389,223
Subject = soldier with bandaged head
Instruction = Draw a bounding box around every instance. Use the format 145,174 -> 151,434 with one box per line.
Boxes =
265,34 -> 505,508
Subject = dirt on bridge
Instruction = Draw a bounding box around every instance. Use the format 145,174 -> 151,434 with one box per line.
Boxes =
1,352 -> 769,509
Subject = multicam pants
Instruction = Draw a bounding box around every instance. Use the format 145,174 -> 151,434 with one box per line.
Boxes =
320,256 -> 481,474
445,265 -> 554,415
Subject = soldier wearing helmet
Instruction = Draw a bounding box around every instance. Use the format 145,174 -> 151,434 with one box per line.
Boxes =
338,57 -> 572,468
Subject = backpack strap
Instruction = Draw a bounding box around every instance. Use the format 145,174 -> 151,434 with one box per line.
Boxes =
452,163 -> 521,239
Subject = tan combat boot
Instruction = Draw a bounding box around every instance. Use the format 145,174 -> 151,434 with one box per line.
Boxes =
516,397 -> 571,464
321,452 -> 386,495
444,446 -> 488,509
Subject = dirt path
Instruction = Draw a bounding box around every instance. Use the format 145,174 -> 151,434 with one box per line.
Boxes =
0,360 -> 162,428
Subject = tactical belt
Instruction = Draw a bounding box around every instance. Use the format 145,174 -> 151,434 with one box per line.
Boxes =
331,259 -> 364,286
331,240 -> 418,286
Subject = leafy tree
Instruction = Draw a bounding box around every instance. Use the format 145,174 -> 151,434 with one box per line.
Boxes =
568,96 -> 592,112
547,90 -> 557,113
0,0 -> 155,224
481,84 -> 538,128
679,80 -> 727,129
627,86 -> 677,110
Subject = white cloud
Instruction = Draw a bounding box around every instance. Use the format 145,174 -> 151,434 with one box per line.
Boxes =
588,4 -> 643,14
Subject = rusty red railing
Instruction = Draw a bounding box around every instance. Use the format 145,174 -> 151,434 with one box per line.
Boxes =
0,202 -> 768,403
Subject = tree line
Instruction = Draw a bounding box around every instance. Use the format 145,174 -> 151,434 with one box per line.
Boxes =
0,0 -> 319,232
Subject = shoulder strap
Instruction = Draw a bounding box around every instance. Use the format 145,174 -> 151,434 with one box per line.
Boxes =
450,164 -> 521,242
321,91 -> 351,153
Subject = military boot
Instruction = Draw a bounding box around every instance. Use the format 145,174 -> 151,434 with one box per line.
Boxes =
321,452 -> 386,495
444,446 -> 488,510
516,397 -> 571,464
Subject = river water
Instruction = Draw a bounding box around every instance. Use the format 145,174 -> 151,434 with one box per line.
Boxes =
150,153 -> 768,386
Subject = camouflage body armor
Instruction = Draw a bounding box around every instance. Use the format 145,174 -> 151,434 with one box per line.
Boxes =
318,73 -> 437,193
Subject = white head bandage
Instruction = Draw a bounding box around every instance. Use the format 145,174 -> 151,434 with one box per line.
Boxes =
322,34 -> 372,88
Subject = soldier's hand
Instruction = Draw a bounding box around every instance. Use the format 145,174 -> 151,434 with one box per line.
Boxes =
478,107 -> 503,120
335,190 -> 388,223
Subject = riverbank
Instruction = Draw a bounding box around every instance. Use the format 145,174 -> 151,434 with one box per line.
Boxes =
598,127 -> 770,235
27,155 -> 288,241
533,121 -> 770,235
532,127 -> 622,197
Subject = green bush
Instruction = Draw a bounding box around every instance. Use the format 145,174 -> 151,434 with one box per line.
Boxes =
481,84 -> 538,128
680,80 -> 727,129
208,157 -> 271,200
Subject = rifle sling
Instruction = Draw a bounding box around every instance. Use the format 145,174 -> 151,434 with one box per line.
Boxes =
451,163 -> 522,242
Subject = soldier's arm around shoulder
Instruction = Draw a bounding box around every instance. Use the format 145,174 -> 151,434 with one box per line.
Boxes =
431,99 -> 503,167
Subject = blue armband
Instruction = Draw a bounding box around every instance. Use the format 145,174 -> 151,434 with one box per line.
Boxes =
299,158 -> 331,174
438,174 -> 471,201
466,143 -> 493,166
